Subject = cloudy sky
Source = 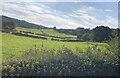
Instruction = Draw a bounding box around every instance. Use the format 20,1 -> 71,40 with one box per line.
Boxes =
0,1 -> 118,29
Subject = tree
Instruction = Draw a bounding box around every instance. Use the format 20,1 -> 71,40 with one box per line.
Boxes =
76,27 -> 90,41
81,33 -> 90,41
76,27 -> 85,35
53,26 -> 56,30
2,21 -> 16,33
77,34 -> 82,39
88,33 -> 94,41
92,26 -> 112,42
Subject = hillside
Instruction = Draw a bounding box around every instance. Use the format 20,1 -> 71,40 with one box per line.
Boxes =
16,27 -> 76,40
1,15 -> 48,29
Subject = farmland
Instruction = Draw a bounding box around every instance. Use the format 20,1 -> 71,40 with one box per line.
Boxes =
2,31 -> 107,62
1,27 -> 119,76
16,27 -> 77,40
16,27 -> 76,38
2,27 -> 107,62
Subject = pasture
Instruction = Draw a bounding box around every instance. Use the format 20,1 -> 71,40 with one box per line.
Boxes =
2,32 -> 107,62
16,27 -> 77,40
1,27 -> 119,76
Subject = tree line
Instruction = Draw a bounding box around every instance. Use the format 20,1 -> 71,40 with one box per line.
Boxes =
55,26 -> 120,42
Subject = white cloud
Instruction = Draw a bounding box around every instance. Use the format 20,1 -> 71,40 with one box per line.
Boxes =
71,6 -> 96,22
104,9 -> 112,12
70,5 -> 117,29
24,13 -> 79,29
74,6 -> 95,14
26,4 -> 52,14
79,14 -> 95,21
80,6 -> 95,11
105,16 -> 118,27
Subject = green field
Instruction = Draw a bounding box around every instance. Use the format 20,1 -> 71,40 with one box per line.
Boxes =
16,27 -> 76,40
2,30 -> 107,63
2,27 -> 118,76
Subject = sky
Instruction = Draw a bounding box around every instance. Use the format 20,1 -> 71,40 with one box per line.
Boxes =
0,1 -> 118,29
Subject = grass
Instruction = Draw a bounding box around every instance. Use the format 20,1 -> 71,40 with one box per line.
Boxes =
16,27 -> 76,39
2,32 -> 107,63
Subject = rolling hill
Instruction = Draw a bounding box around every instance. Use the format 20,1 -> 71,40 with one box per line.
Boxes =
1,15 -> 48,29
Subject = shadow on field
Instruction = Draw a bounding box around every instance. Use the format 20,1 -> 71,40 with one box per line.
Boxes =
2,46 -> 119,76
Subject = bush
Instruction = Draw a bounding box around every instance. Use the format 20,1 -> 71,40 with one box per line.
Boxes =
107,37 -> 120,65
12,32 -> 47,40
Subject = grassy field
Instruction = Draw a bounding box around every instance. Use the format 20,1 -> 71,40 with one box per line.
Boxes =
2,32 -> 107,62
1,27 -> 119,76
16,27 -> 76,39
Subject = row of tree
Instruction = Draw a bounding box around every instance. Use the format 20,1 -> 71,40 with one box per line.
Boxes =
76,26 -> 112,42
54,26 -> 120,42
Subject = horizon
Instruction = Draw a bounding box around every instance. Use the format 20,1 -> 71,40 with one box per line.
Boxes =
1,15 -> 119,30
0,2 -> 118,29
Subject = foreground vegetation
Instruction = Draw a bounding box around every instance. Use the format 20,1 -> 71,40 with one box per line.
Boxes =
2,47 -> 118,76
